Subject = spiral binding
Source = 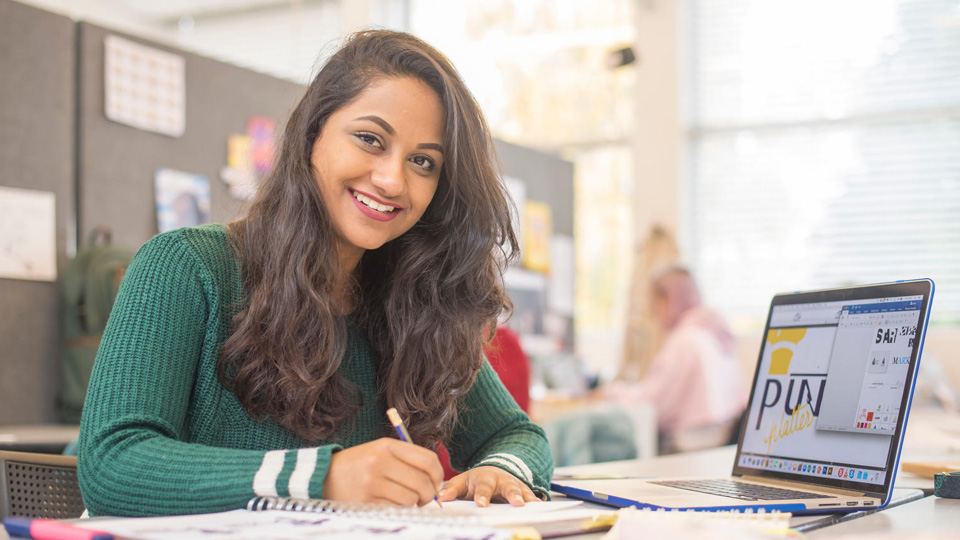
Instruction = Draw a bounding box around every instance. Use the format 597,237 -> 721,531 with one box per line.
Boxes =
247,496 -> 481,525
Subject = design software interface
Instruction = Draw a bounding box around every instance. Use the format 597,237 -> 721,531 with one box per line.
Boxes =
738,295 -> 923,486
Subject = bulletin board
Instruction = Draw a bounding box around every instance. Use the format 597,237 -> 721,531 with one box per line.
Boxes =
0,0 -> 76,424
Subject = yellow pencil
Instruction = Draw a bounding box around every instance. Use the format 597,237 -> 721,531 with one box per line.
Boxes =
386,407 -> 443,508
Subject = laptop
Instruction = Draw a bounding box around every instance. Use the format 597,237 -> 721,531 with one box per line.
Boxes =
552,279 -> 935,514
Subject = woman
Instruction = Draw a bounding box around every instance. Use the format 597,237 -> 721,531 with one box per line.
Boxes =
77,30 -> 553,517
600,266 -> 746,453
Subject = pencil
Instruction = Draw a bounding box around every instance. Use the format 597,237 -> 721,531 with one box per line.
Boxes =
386,407 -> 443,508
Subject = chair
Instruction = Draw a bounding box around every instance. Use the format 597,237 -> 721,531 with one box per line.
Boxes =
0,450 -> 84,520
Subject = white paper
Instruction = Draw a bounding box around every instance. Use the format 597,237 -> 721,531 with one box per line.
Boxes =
82,509 -> 511,540
438,500 -> 596,527
0,186 -> 56,282
438,499 -> 583,515
548,234 -> 575,316
105,35 -> 186,137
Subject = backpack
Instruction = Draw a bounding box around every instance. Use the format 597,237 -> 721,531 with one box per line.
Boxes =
59,227 -> 135,423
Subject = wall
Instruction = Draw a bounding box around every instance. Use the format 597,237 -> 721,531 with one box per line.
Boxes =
76,22 -> 305,252
0,0 -> 76,424
0,9 -> 304,424
632,0 -> 682,240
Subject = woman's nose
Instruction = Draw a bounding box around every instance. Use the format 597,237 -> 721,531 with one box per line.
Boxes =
370,155 -> 406,198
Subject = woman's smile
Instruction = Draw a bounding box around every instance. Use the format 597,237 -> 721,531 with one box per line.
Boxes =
350,188 -> 403,222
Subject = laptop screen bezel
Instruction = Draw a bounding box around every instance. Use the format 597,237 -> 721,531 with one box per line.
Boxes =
731,279 -> 934,499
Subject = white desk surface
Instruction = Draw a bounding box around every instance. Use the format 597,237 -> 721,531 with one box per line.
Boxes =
3,408 -> 958,539
0,424 -> 79,447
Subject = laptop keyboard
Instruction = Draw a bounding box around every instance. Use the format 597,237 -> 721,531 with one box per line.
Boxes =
651,479 -> 836,501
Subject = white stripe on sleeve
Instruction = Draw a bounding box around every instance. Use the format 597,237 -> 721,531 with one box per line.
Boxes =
288,447 -> 319,499
252,449 -> 287,497
480,453 -> 534,484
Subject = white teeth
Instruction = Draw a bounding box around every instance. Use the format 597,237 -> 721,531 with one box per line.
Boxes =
353,191 -> 395,213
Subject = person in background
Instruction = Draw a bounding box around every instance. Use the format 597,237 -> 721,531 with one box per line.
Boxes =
598,266 -> 747,453
77,30 -> 552,518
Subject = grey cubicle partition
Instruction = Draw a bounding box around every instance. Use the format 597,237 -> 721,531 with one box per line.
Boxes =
0,0 -> 76,424
494,140 -> 576,352
495,140 -> 574,238
76,22 -> 306,252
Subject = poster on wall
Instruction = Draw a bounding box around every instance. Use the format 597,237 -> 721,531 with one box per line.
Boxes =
155,169 -> 211,233
104,35 -> 186,137
522,201 -> 552,273
247,116 -> 277,175
0,186 -> 56,282
221,134 -> 258,200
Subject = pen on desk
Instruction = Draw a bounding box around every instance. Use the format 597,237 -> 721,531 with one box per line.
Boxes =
386,407 -> 443,509
3,517 -> 115,540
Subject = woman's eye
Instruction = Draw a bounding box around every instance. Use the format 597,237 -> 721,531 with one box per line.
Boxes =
356,133 -> 381,148
411,155 -> 436,171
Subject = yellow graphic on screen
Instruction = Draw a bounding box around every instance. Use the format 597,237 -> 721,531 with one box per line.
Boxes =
766,328 -> 807,375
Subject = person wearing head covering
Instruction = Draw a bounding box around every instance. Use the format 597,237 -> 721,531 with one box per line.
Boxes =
600,267 -> 747,452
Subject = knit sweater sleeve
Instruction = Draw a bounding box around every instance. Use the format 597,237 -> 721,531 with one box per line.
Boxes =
445,361 -> 554,500
77,231 -> 339,517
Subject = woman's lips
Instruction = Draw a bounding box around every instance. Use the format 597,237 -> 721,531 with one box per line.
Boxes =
350,189 -> 401,222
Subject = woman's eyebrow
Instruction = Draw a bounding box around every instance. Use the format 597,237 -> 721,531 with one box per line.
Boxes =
355,115 -> 395,135
417,143 -> 444,154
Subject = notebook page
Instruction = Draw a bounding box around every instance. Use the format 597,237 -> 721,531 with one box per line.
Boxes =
437,500 -> 607,527
78,509 -> 511,540
601,507 -> 793,540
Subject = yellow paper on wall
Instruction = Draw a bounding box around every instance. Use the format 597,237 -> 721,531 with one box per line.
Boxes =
523,201 -> 552,273
227,134 -> 252,171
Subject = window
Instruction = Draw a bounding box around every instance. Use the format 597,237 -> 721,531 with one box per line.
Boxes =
685,0 -> 960,324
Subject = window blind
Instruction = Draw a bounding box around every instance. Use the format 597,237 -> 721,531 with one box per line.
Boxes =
686,0 -> 960,322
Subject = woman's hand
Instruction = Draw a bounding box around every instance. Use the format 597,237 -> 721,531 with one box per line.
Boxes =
438,466 -> 539,507
323,437 -> 443,506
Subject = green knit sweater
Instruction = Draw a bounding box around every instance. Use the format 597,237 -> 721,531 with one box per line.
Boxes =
77,224 -> 553,517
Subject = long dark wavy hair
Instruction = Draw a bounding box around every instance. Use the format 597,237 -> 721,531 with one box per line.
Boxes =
218,30 -> 518,447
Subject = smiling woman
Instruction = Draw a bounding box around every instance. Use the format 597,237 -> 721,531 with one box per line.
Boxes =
76,30 -> 553,517
311,76 -> 444,267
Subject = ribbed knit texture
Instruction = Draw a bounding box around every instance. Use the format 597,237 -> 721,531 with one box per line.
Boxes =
77,224 -> 553,517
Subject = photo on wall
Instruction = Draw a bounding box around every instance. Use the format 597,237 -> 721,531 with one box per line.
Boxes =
155,168 -> 211,233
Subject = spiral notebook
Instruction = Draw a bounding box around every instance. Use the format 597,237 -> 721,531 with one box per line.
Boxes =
71,496 -> 612,540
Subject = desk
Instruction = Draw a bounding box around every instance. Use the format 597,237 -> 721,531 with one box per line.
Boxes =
805,496 -> 960,538
0,424 -> 79,454
552,445 -> 929,533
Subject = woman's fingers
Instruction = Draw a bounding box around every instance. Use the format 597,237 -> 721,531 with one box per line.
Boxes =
470,470 -> 499,507
440,466 -> 537,507
382,453 -> 442,505
437,474 -> 465,502
388,440 -> 445,494
324,438 -> 443,506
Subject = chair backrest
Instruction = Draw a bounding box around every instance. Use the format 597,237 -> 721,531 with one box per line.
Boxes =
0,451 -> 84,520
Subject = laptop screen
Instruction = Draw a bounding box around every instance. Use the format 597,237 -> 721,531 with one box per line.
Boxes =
733,280 -> 933,494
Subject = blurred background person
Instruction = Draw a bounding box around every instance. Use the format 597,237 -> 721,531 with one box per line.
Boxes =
598,266 -> 747,454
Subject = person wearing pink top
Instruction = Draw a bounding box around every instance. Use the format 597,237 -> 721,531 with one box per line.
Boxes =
601,267 -> 747,453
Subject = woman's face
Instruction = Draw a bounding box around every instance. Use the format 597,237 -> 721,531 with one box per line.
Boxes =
311,76 -> 445,268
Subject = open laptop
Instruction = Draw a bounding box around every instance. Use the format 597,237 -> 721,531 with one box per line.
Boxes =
552,279 -> 935,514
